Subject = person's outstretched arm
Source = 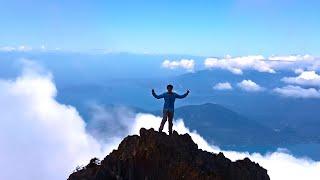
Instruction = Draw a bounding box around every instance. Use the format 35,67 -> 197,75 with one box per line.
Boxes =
152,89 -> 164,99
175,90 -> 190,99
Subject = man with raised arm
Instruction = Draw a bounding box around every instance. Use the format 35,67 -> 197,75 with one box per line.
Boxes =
152,84 -> 189,135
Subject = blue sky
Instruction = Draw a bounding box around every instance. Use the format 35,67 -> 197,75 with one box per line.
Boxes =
0,0 -> 319,56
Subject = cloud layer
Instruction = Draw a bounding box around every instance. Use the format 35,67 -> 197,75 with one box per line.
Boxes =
273,85 -> 320,98
204,55 -> 319,74
213,82 -> 233,90
237,80 -> 264,92
162,59 -> 195,71
0,65 -> 110,180
204,55 -> 274,74
282,71 -> 320,87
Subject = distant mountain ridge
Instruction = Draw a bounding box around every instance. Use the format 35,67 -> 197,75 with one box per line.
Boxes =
173,103 -> 281,146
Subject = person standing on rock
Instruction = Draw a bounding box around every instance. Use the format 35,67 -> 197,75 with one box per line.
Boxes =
152,84 -> 189,135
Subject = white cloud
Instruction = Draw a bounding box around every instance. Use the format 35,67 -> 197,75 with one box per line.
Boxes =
0,64 -> 110,180
267,55 -> 320,72
282,71 -> 320,87
223,149 -> 320,180
213,82 -> 233,90
269,54 -> 314,61
204,55 -> 275,75
237,80 -> 264,92
162,59 -> 195,71
204,54 -> 320,74
273,85 -> 320,98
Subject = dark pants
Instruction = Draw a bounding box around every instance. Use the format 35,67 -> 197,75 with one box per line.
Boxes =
159,109 -> 174,135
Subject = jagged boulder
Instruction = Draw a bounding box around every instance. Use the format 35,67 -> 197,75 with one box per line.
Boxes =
68,128 -> 270,180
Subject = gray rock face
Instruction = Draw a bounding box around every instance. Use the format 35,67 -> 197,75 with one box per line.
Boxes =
68,128 -> 270,180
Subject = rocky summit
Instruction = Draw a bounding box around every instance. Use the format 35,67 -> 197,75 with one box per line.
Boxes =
68,128 -> 270,180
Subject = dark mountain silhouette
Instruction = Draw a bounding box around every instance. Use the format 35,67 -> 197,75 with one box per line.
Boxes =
68,128 -> 270,180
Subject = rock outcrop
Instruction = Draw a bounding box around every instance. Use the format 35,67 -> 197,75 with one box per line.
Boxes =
68,128 -> 270,180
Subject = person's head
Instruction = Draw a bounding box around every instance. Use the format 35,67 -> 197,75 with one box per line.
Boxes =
167,84 -> 173,93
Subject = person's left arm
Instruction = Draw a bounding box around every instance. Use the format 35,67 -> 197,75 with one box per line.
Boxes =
175,90 -> 190,99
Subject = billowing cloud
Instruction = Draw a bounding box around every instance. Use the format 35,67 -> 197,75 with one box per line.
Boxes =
237,80 -> 264,92
204,54 -> 319,74
273,85 -> 320,98
269,54 -> 314,61
268,55 -> 320,72
282,71 -> 320,87
162,59 -> 195,71
204,55 -> 275,74
213,82 -> 233,90
0,64 -> 110,180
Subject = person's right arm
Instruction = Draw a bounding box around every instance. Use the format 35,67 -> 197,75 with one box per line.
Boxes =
152,89 -> 164,99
